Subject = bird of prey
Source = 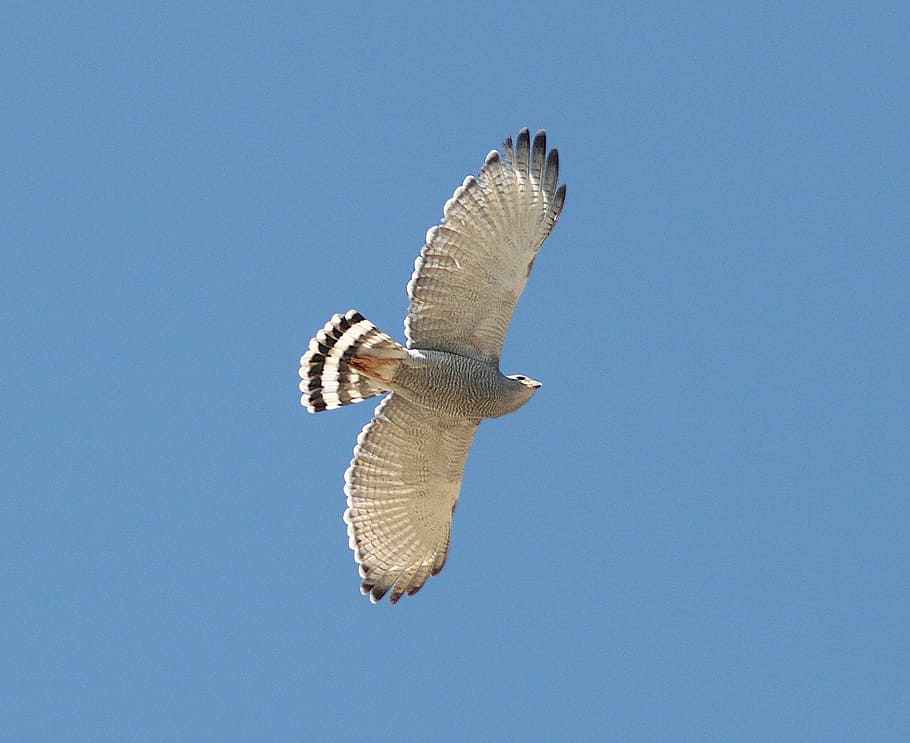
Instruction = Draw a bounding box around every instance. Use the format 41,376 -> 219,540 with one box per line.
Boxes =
299,129 -> 566,603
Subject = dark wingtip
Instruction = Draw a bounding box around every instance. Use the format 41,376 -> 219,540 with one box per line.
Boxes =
547,147 -> 559,172
553,183 -> 567,217
516,128 -> 531,152
369,584 -> 389,603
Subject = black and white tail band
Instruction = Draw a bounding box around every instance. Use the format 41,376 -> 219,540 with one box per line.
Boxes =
298,310 -> 404,412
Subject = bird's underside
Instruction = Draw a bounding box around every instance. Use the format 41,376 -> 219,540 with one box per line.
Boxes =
299,129 -> 566,603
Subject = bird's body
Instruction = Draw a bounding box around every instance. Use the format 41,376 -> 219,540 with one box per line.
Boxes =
392,349 -> 539,420
299,129 -> 566,603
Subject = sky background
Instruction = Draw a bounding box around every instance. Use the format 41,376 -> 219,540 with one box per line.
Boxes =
3,3 -> 908,741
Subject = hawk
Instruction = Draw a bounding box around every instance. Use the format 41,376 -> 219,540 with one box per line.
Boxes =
299,129 -> 566,603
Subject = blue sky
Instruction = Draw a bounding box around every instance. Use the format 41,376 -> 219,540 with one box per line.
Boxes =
3,3 -> 908,741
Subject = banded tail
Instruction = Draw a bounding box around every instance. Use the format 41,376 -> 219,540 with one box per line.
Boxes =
298,310 -> 406,413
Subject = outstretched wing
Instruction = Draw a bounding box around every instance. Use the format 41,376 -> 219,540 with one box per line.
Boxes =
405,129 -> 566,364
343,394 -> 480,603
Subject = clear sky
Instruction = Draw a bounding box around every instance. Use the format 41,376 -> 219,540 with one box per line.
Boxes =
3,3 -> 908,741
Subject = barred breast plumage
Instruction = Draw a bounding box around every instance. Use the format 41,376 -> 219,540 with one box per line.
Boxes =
391,350 -> 538,419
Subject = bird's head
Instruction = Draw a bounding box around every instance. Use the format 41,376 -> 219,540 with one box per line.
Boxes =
507,374 -> 542,391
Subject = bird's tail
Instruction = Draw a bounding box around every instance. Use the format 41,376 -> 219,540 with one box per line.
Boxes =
299,310 -> 407,413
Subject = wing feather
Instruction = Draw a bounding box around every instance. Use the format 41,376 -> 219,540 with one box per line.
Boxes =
405,129 -> 565,363
343,395 -> 480,603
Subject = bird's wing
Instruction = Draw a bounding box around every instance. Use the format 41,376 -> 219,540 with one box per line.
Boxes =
343,394 -> 480,603
405,129 -> 566,364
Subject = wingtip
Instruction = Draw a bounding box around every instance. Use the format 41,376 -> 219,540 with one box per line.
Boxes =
554,183 -> 567,215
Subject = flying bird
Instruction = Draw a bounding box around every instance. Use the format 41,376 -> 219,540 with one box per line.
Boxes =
299,129 -> 566,603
